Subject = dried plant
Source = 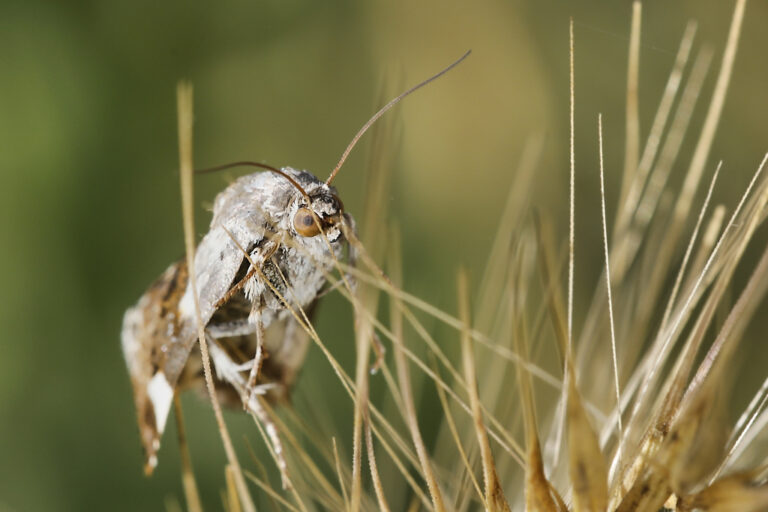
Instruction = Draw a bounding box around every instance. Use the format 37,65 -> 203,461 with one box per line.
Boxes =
165,0 -> 768,510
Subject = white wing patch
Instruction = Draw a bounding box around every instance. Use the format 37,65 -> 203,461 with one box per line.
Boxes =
147,371 -> 174,435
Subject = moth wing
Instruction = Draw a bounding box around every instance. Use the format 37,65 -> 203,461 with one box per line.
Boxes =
123,173 -> 285,473
121,260 -> 191,474
170,200 -> 277,379
123,220 -> 270,473
165,225 -> 253,379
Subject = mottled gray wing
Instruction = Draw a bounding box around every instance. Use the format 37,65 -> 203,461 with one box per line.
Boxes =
121,174 -> 279,473
121,259 -> 193,474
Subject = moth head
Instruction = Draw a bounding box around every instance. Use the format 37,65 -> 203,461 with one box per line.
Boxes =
293,191 -> 344,241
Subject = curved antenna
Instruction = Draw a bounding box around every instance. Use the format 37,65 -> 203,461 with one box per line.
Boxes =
195,161 -> 310,201
326,49 -> 471,185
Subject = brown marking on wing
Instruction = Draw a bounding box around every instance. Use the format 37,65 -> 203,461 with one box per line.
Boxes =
123,236 -> 318,473
122,259 -> 190,475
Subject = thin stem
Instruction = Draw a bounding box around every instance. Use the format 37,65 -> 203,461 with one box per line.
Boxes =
176,82 -> 256,512
598,114 -> 624,463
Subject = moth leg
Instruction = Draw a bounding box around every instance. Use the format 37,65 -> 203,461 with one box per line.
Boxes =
206,320 -> 257,339
244,307 -> 266,407
370,331 -> 386,374
207,335 -> 291,490
204,322 -> 271,379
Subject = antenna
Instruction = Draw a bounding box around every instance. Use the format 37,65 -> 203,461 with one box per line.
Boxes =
325,50 -> 471,185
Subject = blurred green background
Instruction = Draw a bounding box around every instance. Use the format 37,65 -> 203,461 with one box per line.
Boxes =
1,1 -> 767,510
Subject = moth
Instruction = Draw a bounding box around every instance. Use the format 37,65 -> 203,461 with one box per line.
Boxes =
121,51 -> 470,475
121,164 -> 351,474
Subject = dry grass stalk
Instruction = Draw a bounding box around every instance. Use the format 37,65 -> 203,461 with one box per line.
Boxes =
158,2 -> 768,510
350,292 -> 373,512
333,437 -> 351,511
391,229 -> 447,512
176,82 -> 256,512
458,269 -> 511,512
598,114 -> 624,465
613,20 -> 696,252
173,395 -> 202,512
619,1 -> 642,208
225,465 -> 243,512
510,254 -> 563,512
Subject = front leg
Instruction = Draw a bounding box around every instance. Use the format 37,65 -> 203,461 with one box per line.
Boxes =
206,320 -> 257,339
245,306 -> 266,404
207,335 -> 291,489
205,314 -> 267,381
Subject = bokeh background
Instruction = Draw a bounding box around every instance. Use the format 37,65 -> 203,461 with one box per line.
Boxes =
1,1 -> 767,510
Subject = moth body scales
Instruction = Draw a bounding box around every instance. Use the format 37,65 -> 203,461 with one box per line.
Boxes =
122,167 -> 348,473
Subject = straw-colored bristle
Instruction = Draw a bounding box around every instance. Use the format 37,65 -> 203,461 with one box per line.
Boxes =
679,470 -> 768,512
225,465 -> 243,512
566,373 -> 609,512
509,257 -> 562,512
390,228 -> 447,512
458,269 -> 511,512
176,81 -> 256,512
619,1 -> 642,209
173,395 -> 202,512
159,2 -> 768,510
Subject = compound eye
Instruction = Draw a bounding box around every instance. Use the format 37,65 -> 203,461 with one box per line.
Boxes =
294,207 -> 322,237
